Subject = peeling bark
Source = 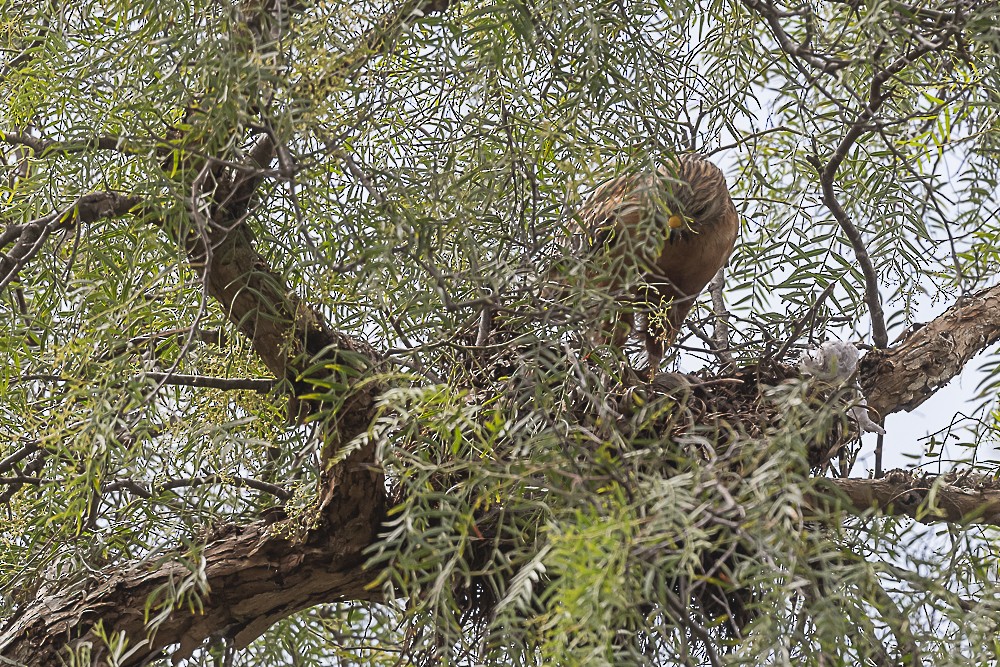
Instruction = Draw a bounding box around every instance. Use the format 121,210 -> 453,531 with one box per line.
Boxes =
0,513 -> 380,665
860,284 -> 1000,418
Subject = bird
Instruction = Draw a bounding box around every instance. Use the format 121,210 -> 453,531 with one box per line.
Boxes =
563,153 -> 739,372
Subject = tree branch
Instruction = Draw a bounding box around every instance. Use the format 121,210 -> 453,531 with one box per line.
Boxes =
810,39 -> 956,350
744,0 -> 966,351
103,474 -> 292,501
822,470 -> 1000,527
0,130 -> 133,157
0,192 -> 143,294
739,0 -> 852,73
292,0 -> 456,102
141,372 -> 276,393
15,373 -> 273,393
0,482 -> 379,664
860,283 -> 1000,419
0,2 -> 53,85
707,268 -> 734,370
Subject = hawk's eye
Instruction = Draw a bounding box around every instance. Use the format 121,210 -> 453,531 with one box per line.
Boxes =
689,202 -> 709,218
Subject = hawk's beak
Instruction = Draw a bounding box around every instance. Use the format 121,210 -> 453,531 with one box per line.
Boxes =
667,214 -> 684,229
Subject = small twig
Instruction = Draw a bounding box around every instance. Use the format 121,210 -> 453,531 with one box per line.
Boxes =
385,353 -> 444,384
707,268 -> 734,370
771,279 -> 840,362
706,126 -> 799,156
874,431 -> 885,478
341,152 -> 387,206
97,327 -> 224,362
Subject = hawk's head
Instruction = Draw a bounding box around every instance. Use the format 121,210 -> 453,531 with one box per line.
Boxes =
656,154 -> 731,234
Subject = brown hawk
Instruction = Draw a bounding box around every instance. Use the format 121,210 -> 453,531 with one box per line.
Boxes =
568,153 -> 739,371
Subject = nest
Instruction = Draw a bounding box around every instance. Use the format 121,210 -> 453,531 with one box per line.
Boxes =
616,362 -> 855,471
387,341 -> 864,652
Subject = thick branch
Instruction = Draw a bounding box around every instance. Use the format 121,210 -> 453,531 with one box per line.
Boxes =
822,470 -> 1000,527
860,283 -> 1000,418
0,482 -> 379,664
0,0 -> 426,660
0,113 -> 386,667
1,14 -> 389,667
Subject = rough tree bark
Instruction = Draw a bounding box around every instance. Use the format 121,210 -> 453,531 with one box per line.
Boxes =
828,470 -> 1000,528
0,0 -> 456,658
860,286 -> 1000,418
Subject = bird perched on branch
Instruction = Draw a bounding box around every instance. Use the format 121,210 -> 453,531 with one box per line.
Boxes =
562,153 -> 739,371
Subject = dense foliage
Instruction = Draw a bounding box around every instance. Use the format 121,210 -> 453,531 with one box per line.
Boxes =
1,0 -> 999,664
